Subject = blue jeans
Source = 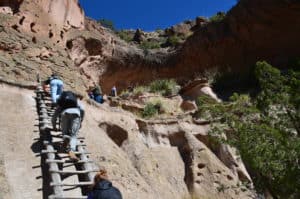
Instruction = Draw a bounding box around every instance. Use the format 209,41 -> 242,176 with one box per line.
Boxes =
94,95 -> 104,104
50,79 -> 63,103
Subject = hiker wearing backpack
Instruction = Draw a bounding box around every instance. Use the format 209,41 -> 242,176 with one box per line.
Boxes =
87,169 -> 122,199
44,73 -> 64,104
51,91 -> 84,161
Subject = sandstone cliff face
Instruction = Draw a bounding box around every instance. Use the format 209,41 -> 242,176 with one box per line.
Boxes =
96,0 -> 300,91
0,1 -> 298,197
37,0 -> 84,29
171,0 -> 300,76
1,0 -> 299,92
0,0 -> 84,29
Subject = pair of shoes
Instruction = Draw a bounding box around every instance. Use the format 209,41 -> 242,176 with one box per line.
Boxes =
68,151 -> 79,162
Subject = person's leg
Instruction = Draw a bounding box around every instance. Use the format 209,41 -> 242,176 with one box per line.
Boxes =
50,84 -> 58,104
69,116 -> 81,152
60,113 -> 71,151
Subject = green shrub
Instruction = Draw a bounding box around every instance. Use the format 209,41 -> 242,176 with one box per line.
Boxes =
209,12 -> 226,23
167,35 -> 181,46
155,28 -> 164,35
139,40 -> 161,50
199,61 -> 300,198
116,30 -> 132,42
149,79 -> 178,96
142,101 -> 162,118
97,19 -> 115,30
133,86 -> 148,96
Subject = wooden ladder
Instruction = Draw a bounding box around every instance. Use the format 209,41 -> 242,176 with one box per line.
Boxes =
36,84 -> 98,199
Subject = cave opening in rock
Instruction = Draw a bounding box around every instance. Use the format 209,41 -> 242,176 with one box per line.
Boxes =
66,40 -> 73,49
101,123 -> 128,147
85,38 -> 103,56
169,132 -> 194,192
0,0 -> 23,13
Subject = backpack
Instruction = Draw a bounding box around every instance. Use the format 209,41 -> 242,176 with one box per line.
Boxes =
57,91 -> 78,109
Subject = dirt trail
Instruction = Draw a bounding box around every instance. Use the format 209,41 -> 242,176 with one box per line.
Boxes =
0,84 -> 42,199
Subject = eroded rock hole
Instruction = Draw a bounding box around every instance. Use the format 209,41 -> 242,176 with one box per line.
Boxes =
198,163 -> 206,169
169,132 -> 194,192
60,31 -> 64,39
100,123 -> 128,147
32,36 -> 36,43
227,175 -> 233,180
30,22 -> 36,33
19,16 -> 25,25
11,24 -> 19,31
66,40 -> 73,49
49,30 -> 53,38
85,38 -> 103,56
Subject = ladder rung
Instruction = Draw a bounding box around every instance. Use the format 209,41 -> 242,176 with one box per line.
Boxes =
46,159 -> 94,164
73,151 -> 91,155
49,195 -> 87,199
49,169 -> 98,174
41,150 -> 57,154
50,181 -> 93,187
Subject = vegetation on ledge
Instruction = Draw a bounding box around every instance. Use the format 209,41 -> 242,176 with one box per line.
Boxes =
196,61 -> 300,198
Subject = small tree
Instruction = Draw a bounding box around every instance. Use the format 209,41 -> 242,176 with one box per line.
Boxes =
197,61 -> 300,198
209,11 -> 226,23
98,19 -> 115,31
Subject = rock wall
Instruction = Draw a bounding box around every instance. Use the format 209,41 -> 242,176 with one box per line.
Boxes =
97,0 -> 300,91
38,0 -> 84,29
0,0 -> 84,29
172,0 -> 300,76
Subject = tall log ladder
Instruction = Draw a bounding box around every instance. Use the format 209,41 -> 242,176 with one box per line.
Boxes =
36,82 -> 98,199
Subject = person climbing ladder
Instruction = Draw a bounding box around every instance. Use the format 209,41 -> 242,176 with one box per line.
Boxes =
87,169 -> 123,199
44,73 -> 64,105
51,91 -> 85,161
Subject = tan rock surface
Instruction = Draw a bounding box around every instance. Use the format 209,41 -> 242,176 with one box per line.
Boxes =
0,82 -> 256,199
0,84 -> 42,199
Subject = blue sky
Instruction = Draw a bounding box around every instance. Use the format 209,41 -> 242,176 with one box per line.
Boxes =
79,0 -> 237,31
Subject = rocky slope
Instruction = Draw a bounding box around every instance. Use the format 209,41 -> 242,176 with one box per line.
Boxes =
100,0 -> 300,91
0,0 -> 300,93
0,0 -> 298,198
0,84 -> 256,199
173,0 -> 300,75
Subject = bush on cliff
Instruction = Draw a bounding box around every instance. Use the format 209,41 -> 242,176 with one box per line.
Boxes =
209,11 -> 226,23
142,101 -> 163,118
98,18 -> 115,30
149,79 -> 179,96
197,61 -> 300,198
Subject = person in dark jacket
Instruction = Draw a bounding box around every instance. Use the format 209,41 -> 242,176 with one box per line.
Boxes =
87,169 -> 122,199
91,86 -> 104,104
52,91 -> 84,161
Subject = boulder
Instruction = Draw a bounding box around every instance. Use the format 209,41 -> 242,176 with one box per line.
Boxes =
180,79 -> 221,102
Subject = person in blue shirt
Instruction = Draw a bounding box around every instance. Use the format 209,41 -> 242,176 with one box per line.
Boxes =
44,73 -> 64,104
